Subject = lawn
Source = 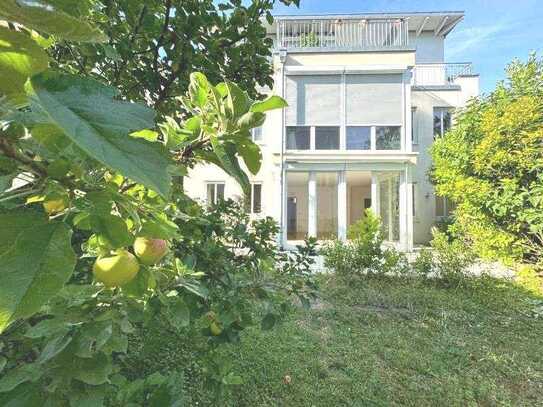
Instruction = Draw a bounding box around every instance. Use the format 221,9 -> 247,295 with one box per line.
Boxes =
217,274 -> 543,406
125,272 -> 543,406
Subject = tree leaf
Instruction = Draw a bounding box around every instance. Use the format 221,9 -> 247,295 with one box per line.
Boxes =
250,95 -> 288,113
0,27 -> 49,106
0,210 -> 47,255
188,72 -> 209,108
28,72 -> 171,197
36,332 -> 72,364
0,0 -> 107,43
165,297 -> 190,329
209,136 -> 250,197
236,137 -> 262,175
70,353 -> 112,385
0,364 -> 41,393
0,221 -> 76,333
90,214 -> 133,249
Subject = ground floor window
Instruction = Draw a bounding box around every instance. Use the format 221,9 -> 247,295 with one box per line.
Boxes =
251,183 -> 262,214
435,195 -> 455,218
206,182 -> 224,206
285,170 -> 403,244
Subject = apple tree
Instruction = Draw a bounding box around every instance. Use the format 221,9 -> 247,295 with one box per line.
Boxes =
0,1 -> 315,405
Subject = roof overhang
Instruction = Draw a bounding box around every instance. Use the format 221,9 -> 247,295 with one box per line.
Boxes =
266,11 -> 464,38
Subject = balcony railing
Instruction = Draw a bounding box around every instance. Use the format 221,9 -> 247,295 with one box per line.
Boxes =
413,63 -> 473,87
277,18 -> 409,51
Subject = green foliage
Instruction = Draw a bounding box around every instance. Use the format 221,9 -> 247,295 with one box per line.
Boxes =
322,209 -> 409,278
299,31 -> 319,47
0,2 -> 300,405
49,0 -> 299,117
431,54 -> 543,265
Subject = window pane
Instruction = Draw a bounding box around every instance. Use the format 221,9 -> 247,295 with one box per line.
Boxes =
286,126 -> 310,150
315,126 -> 339,150
442,110 -> 452,134
287,172 -> 308,240
376,126 -> 401,150
346,171 -> 372,237
378,172 -> 400,241
206,184 -> 215,205
252,126 -> 263,142
435,195 -> 444,217
433,108 -> 442,139
411,107 -> 417,144
317,172 -> 337,239
216,184 -> 225,201
252,184 -> 262,214
346,126 -> 371,150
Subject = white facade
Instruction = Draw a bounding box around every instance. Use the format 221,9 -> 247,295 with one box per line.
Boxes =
184,11 -> 479,250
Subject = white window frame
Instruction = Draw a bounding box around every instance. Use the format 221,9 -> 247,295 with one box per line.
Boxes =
435,195 -> 454,219
206,182 -> 225,205
286,124 -> 404,152
250,182 -> 262,214
433,107 -> 453,140
251,126 -> 263,143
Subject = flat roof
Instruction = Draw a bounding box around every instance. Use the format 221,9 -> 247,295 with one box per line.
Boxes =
267,11 -> 465,37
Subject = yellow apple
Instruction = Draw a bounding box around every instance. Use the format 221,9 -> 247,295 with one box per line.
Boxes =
93,250 -> 140,288
43,198 -> 66,215
210,321 -> 222,336
133,237 -> 168,265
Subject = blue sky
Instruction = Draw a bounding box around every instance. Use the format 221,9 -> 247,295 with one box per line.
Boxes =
271,0 -> 543,93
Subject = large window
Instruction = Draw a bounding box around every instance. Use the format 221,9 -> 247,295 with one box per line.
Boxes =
346,126 -> 371,150
376,126 -> 401,150
378,172 -> 400,242
286,126 -> 310,150
315,126 -> 340,150
206,183 -> 224,206
251,183 -> 262,214
433,107 -> 452,139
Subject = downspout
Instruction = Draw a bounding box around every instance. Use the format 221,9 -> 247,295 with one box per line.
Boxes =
278,48 -> 287,249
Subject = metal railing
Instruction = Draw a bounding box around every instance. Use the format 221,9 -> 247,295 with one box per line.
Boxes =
277,18 -> 409,51
413,63 -> 473,87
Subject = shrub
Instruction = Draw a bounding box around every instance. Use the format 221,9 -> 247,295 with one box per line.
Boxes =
412,228 -> 476,286
431,54 -> 543,265
322,209 -> 408,278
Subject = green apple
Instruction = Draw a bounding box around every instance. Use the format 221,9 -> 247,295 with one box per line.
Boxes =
210,321 -> 222,336
133,237 -> 168,265
43,198 -> 66,215
93,250 -> 140,288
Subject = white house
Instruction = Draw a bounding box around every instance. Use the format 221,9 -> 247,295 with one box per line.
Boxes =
184,11 -> 479,251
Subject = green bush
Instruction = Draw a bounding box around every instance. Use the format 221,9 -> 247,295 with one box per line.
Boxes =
412,228 -> 476,286
322,209 -> 408,278
431,54 -> 543,266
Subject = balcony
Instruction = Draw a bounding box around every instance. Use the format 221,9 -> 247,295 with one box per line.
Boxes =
276,18 -> 410,52
412,63 -> 473,87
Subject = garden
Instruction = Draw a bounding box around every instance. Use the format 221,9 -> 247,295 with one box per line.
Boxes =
0,1 -> 542,406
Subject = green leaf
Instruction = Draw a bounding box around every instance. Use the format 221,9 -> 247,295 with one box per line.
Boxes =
0,0 -> 107,42
0,210 -> 47,255
188,72 -> 209,108
70,353 -> 112,385
224,81 -> 251,119
90,214 -> 133,249
165,297 -> 190,329
0,221 -> 76,333
36,332 -> 72,364
0,27 -> 49,106
209,136 -> 250,197
237,111 -> 265,130
29,72 -> 172,197
236,137 -> 262,175
250,95 -> 288,113
0,356 -> 6,374
0,364 -> 41,393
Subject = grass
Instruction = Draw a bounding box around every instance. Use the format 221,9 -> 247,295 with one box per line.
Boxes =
123,272 -> 543,406
216,274 -> 543,406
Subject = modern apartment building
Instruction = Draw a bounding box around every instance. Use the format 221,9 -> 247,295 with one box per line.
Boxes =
184,11 -> 479,251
